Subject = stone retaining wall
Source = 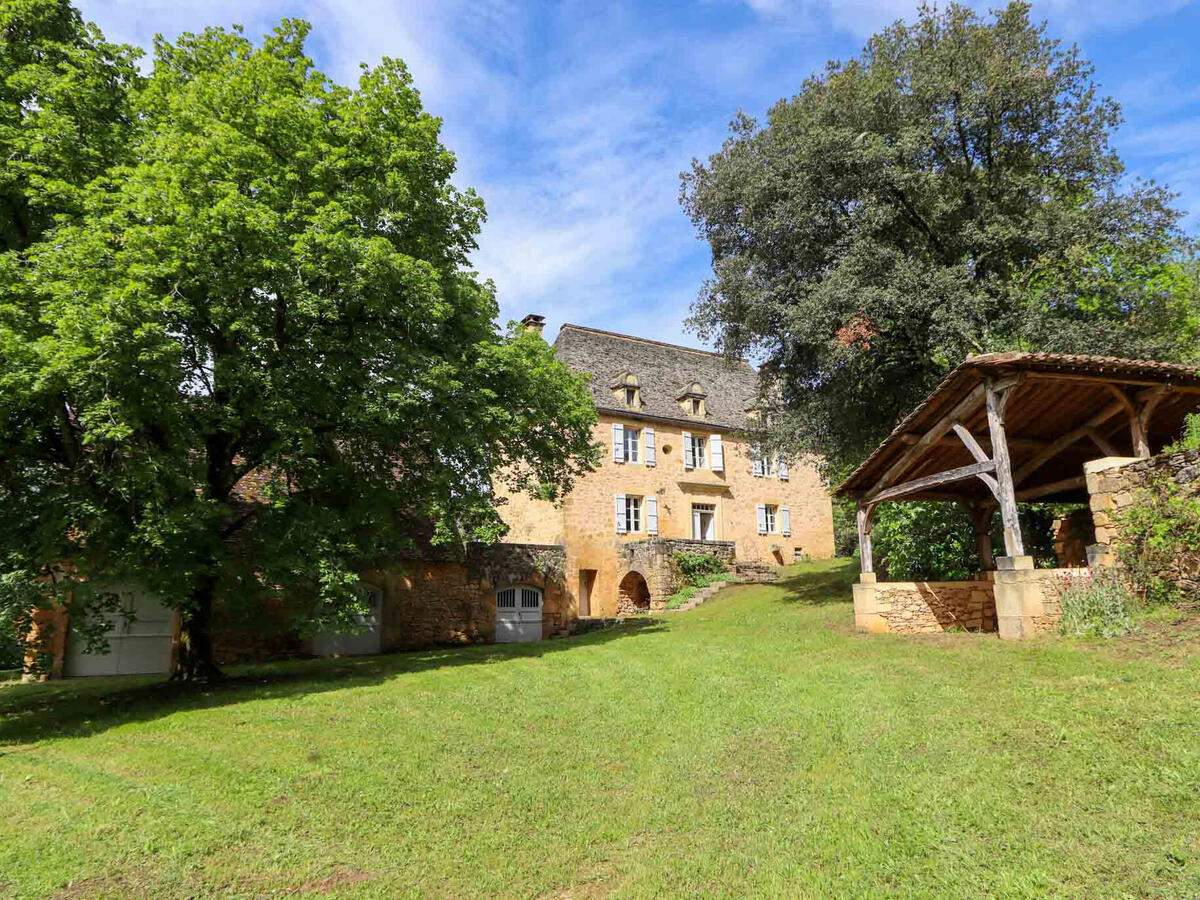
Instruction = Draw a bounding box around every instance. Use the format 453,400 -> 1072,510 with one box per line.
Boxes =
619,538 -> 736,612
1086,451 -> 1200,594
853,561 -> 1085,638
853,578 -> 996,634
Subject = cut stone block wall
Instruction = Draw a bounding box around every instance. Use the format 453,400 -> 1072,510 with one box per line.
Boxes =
993,564 -> 1087,639
852,578 -> 996,634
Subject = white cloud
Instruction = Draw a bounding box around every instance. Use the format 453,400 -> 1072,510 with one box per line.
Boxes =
737,0 -> 1195,38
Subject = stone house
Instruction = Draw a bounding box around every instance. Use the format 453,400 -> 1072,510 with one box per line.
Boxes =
497,317 -> 835,618
30,317 -> 834,677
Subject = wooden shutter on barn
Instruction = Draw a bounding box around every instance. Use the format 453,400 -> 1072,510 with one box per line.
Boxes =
778,457 -> 789,481
756,503 -> 768,535
612,423 -> 624,463
781,506 -> 791,536
753,453 -> 765,477
683,432 -> 695,469
645,495 -> 659,535
614,493 -> 626,533
710,434 -> 724,471
644,427 -> 656,467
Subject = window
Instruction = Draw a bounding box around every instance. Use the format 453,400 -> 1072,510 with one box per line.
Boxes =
764,504 -> 778,533
693,436 -> 707,468
625,387 -> 637,407
623,426 -> 640,463
691,398 -> 701,416
624,496 -> 642,533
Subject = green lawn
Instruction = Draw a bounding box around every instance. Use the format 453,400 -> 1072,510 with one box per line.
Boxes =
2,559 -> 1198,898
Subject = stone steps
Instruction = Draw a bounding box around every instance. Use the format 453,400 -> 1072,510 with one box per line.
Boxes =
666,579 -> 735,613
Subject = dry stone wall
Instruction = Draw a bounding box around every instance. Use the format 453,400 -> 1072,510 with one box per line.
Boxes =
853,578 -> 996,634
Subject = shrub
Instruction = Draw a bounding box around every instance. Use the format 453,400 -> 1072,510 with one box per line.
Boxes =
1115,475 -> 1200,607
1057,569 -> 1135,638
1164,412 -> 1200,453
673,552 -> 727,584
872,502 -> 977,581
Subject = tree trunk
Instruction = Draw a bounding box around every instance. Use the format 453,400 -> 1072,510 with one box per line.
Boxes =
172,574 -> 223,682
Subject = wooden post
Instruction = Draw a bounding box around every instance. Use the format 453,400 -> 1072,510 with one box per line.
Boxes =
856,503 -> 874,575
985,380 -> 1025,558
971,504 -> 995,571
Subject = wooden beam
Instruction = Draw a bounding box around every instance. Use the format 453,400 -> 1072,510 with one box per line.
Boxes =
898,433 -> 1049,450
1085,427 -> 1118,457
952,422 -> 989,464
986,380 -> 1025,558
1015,475 -> 1087,502
870,460 -> 997,504
1024,371 -> 1200,392
1012,400 -> 1126,485
866,384 -> 986,501
1134,385 -> 1168,458
970,503 -> 995,571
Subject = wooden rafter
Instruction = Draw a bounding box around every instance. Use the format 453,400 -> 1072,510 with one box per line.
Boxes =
869,460 -> 997,504
1012,400 -> 1126,485
865,385 -> 985,501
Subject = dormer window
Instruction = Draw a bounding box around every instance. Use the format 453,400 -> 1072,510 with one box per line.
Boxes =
612,373 -> 641,409
677,381 -> 707,419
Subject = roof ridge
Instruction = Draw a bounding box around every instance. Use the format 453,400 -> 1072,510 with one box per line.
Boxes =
557,323 -> 749,365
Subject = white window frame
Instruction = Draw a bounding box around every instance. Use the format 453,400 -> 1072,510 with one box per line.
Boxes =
623,426 -> 640,463
693,435 -> 707,469
764,504 -> 778,534
624,496 -> 642,533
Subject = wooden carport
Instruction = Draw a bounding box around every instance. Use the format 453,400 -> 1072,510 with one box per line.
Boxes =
836,353 -> 1200,574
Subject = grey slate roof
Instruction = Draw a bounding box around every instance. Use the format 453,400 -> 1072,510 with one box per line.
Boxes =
552,324 -> 759,430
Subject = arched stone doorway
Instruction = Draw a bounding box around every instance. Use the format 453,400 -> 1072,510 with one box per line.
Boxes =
617,571 -> 651,615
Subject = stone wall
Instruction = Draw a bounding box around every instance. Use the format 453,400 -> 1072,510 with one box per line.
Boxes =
992,563 -> 1087,639
852,577 -> 996,634
1052,509 -> 1095,568
367,543 -> 568,647
1087,449 -> 1200,551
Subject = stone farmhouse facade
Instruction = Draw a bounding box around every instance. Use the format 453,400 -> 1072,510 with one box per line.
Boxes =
30,317 -> 834,678
497,318 -> 835,618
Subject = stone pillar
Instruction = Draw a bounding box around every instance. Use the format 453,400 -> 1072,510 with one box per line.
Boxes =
852,573 -> 887,633
993,555 -> 1042,640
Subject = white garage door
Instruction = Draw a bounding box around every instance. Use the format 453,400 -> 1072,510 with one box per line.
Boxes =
495,586 -> 543,643
313,587 -> 383,657
65,589 -> 175,677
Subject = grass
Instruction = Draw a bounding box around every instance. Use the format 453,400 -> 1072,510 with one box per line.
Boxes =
1,558 -> 1198,898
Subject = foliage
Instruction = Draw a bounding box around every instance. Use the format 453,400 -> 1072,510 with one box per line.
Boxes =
1164,413 -> 1200,453
0,15 -> 599,679
1056,569 -> 1134,638
681,1 -> 1195,476
0,0 -> 142,253
673,551 -> 729,583
831,498 -> 859,557
872,502 -> 977,581
664,570 -> 735,610
2,559 -> 1198,897
1115,476 -> 1200,607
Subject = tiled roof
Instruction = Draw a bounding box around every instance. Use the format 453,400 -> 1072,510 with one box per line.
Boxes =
836,352 -> 1200,499
552,324 -> 758,430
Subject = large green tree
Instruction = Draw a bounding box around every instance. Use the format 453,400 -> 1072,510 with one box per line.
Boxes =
682,1 -> 1197,477
0,15 -> 598,679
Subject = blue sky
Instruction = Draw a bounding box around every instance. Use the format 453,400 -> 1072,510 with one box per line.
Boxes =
77,0 -> 1200,348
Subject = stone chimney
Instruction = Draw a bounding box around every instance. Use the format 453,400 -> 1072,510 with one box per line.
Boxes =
521,313 -> 546,336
